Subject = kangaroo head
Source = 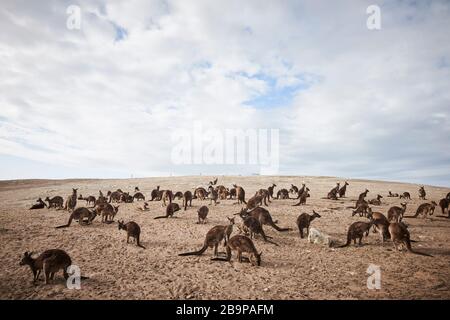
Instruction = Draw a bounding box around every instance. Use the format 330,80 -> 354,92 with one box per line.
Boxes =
44,197 -> 50,201
252,251 -> 262,266
20,251 -> 34,266
72,188 -> 78,193
113,205 -> 120,213
118,220 -> 125,230
312,210 -> 321,218
431,201 -> 437,206
401,202 -> 407,209
345,181 -> 349,186
378,194 -> 383,199
227,217 -> 235,225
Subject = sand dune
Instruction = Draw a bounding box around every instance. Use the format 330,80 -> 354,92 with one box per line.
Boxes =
0,176 -> 449,299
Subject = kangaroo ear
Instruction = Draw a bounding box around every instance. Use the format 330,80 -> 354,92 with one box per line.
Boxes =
259,251 -> 263,256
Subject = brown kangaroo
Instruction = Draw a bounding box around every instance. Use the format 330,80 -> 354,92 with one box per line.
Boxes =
368,194 -> 383,205
242,207 -> 291,232
161,190 -> 173,207
208,186 -> 220,206
367,209 -> 390,243
138,202 -> 150,211
276,189 -> 290,199
45,196 -> 64,209
295,183 -> 307,199
118,220 -> 145,249
246,194 -> 264,210
194,187 -> 208,200
197,205 -> 209,224
296,211 -> 321,238
120,192 -> 133,203
108,190 -> 123,203
292,188 -> 310,206
150,186 -> 161,201
64,189 -> 78,212
209,177 -> 218,186
389,222 -> 432,257
338,181 -> 349,198
352,202 -> 370,217
233,184 -> 247,204
236,210 -> 278,246
97,203 -> 119,223
154,203 -> 181,219
213,235 -> 262,266
255,189 -> 271,204
267,184 -> 276,199
55,207 -> 97,228
405,201 -> 437,218
133,192 -> 145,201
179,218 -> 235,257
388,191 -> 399,197
387,203 -> 407,222
358,189 -> 369,201
330,182 -> 340,196
399,192 -> 411,200
338,221 -> 374,247
418,186 -> 426,200
438,198 -> 449,216
29,198 -> 47,210
289,184 -> 299,195
183,191 -> 193,210
19,249 -> 82,284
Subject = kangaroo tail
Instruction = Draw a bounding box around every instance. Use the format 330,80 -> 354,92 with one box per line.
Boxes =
56,217 -> 73,229
269,221 -> 291,232
338,231 -> 351,248
154,215 -> 169,219
178,244 -> 208,256
406,240 -> 433,257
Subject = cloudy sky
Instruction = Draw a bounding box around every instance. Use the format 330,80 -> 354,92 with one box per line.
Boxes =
0,0 -> 449,186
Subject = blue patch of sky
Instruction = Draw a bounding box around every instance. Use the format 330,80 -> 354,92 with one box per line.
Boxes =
111,22 -> 128,42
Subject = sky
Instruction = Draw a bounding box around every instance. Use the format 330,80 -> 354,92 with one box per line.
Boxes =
0,0 -> 449,186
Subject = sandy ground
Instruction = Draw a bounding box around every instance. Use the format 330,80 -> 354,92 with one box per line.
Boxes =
0,176 -> 449,300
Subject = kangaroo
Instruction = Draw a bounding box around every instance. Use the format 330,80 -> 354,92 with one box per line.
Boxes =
108,190 -> 122,203
194,187 -> 208,200
368,194 -> 383,205
208,186 -> 220,206
133,192 -> 145,201
295,183 -> 307,199
134,187 -> 140,192
64,189 -> 78,212
241,207 -> 291,232
447,192 -> 450,200
293,188 -> 310,206
218,188 -> 230,200
97,203 -> 119,223
367,208 -> 390,244
418,186 -> 426,200
45,196 -> 64,209
138,202 -> 150,211
289,184 -> 299,195
233,184 -> 247,204
120,192 -> 133,203
439,198 -> 449,216
236,210 -> 278,245
118,220 -> 145,249
255,189 -> 271,204
330,182 -> 340,196
387,203 -> 407,222
154,203 -> 181,219
276,189 -> 290,200
352,202 -> 370,217
358,189 -> 369,201
197,205 -> 209,224
173,191 -> 183,200
228,187 -> 237,200
338,221 -> 374,247
209,177 -> 218,186
338,181 -> 349,198
389,222 -> 432,257
55,207 -> 97,228
246,194 -> 264,210
399,192 -> 411,200
406,201 -> 437,218
20,250 -> 77,284
212,235 -> 262,266
161,190 -> 173,207
296,211 -> 321,239
183,191 -> 193,211
179,218 -> 235,257
150,186 -> 161,201
267,184 -> 277,199
388,191 -> 399,197
325,190 -> 338,200
29,198 -> 47,210
78,195 -> 96,207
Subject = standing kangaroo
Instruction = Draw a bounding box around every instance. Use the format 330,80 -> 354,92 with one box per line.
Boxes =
387,203 -> 407,222
243,207 -> 291,232
367,209 -> 391,244
296,211 -> 321,239
183,191 -> 193,211
118,220 -> 145,249
179,218 -> 235,257
133,192 -> 145,201
212,235 -> 262,266
64,189 -> 78,212
338,221 -> 374,247
438,198 -> 449,216
208,186 -> 220,206
389,222 -> 432,257
338,181 -> 349,198
267,184 -> 276,199
406,202 -> 437,218
418,186 -> 426,200
19,250 -> 77,284
45,196 -> 64,209
161,190 -> 173,207
233,184 -> 247,204
150,186 -> 160,201
154,203 -> 181,219
236,210 -> 278,246
55,207 -> 97,228
292,188 -> 310,206
197,206 -> 209,224
97,203 -> 119,223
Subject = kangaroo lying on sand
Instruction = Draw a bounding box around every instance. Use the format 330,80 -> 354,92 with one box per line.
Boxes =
338,181 -> 349,198
389,222 -> 432,257
388,191 -> 399,197
20,250 -> 87,284
29,198 -> 47,210
154,203 -> 181,219
368,194 -> 383,205
338,221 -> 374,247
197,206 -> 209,224
179,218 -> 235,257
236,210 -> 278,245
55,207 -> 97,228
399,192 -> 411,200
45,196 -> 63,209
277,189 -> 290,199
405,201 -> 437,218
387,203 -> 407,222
212,235 -> 262,266
118,220 -> 145,249
296,211 -> 321,239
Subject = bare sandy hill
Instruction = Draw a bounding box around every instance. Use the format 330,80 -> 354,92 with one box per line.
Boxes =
0,176 -> 449,299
